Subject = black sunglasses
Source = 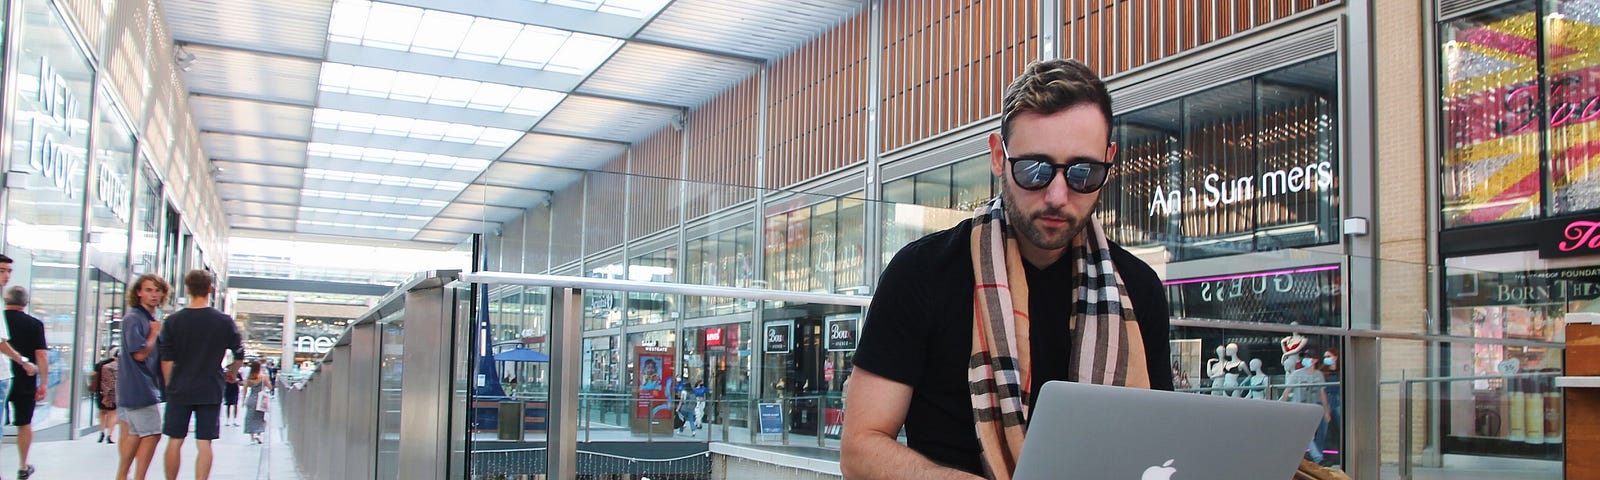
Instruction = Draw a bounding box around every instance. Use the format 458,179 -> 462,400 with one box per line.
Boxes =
1002,144 -> 1114,193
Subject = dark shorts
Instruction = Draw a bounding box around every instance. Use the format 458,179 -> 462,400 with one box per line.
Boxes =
8,396 -> 35,426
163,403 -> 222,440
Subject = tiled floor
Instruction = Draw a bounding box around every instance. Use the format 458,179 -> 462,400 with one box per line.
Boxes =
0,403 -> 301,480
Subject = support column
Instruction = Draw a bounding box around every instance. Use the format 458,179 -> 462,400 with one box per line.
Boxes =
548,287 -> 582,480
283,294 -> 297,371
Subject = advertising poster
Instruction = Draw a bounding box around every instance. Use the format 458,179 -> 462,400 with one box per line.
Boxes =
825,314 -> 859,351
634,345 -> 675,420
758,402 -> 783,434
1169,339 -> 1203,390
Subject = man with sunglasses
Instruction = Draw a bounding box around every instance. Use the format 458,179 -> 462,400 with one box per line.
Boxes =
842,59 -> 1171,480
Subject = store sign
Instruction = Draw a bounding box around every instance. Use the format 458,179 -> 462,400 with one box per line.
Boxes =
1146,165 -> 1335,218
825,314 -> 858,351
764,324 -> 791,354
1167,265 -> 1342,326
705,327 -> 723,347
1539,216 -> 1600,259
96,161 -> 131,223
294,335 -> 336,354
29,58 -> 85,198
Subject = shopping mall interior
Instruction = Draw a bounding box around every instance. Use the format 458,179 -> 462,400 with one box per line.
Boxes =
0,0 -> 1594,478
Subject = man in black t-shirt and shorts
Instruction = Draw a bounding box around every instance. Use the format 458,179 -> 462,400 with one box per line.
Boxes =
157,270 -> 243,480
840,60 -> 1172,480
4,285 -> 47,480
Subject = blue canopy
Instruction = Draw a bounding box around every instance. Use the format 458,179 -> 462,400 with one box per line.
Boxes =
495,347 -> 550,363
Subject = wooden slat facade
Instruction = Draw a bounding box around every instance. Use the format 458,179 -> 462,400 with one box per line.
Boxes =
766,15 -> 870,189
629,129 -> 685,239
1067,0 -> 1336,79
686,76 -> 760,218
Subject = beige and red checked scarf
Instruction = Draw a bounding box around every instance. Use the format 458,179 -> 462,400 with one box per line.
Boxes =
967,196 -> 1151,480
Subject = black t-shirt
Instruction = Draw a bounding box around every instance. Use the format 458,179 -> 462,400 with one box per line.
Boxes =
5,309 -> 47,397
156,307 -> 244,405
852,218 -> 1173,475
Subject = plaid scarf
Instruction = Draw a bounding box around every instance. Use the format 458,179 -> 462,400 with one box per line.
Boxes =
968,196 -> 1151,480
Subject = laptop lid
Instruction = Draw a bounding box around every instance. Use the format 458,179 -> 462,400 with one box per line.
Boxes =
1013,381 -> 1323,480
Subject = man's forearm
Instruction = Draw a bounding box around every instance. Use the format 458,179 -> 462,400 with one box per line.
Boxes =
35,349 -> 46,387
161,360 -> 174,384
840,431 -> 983,480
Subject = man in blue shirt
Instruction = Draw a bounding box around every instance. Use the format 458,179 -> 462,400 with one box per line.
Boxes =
118,273 -> 169,480
158,270 -> 244,480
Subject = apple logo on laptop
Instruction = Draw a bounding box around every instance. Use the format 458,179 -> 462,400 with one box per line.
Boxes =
1141,459 -> 1176,480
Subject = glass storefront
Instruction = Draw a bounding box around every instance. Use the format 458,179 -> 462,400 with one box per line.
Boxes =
681,323 -> 752,427
685,224 -> 755,317
1442,251 -> 1572,459
3,0 -> 96,434
627,245 -> 676,326
765,197 -> 869,295
882,157 -> 993,266
1102,54 -> 1341,259
1439,0 -> 1600,227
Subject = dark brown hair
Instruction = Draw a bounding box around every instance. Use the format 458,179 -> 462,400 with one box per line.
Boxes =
184,269 -> 215,298
1000,59 -> 1113,143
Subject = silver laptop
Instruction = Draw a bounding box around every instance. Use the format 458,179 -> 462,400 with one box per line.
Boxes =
1014,381 -> 1324,480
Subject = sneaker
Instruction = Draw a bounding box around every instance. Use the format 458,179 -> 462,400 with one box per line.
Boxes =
18,464 -> 34,479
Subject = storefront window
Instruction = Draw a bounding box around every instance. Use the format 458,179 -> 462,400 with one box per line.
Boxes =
1101,55 -> 1341,259
130,161 -> 160,276
809,202 -> 837,294
681,323 -> 753,427
582,335 -> 621,393
1165,265 -> 1343,328
3,0 -> 95,434
759,304 -> 863,437
1440,1 -> 1600,226
880,156 -> 994,266
1442,251 -> 1570,459
836,198 -> 866,292
627,246 -> 676,326
583,256 -> 624,331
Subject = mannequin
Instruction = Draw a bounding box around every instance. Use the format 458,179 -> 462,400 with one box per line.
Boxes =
1222,343 -> 1248,397
1280,330 -> 1307,366
1206,345 -> 1228,396
1244,358 -> 1270,399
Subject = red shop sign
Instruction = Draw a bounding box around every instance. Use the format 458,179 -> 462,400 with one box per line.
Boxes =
705,328 -> 723,347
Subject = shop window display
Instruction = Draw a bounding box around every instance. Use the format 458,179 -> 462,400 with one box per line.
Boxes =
881,157 -> 993,266
1100,55 -> 1340,259
1440,0 -> 1600,227
765,198 -> 868,295
1442,253 -> 1572,459
680,324 -> 753,428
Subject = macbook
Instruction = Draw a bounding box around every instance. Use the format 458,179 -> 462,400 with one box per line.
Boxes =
1013,381 -> 1324,479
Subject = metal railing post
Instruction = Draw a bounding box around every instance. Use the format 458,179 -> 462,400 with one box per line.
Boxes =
781,399 -> 790,446
817,399 -> 826,447
1398,372 -> 1412,480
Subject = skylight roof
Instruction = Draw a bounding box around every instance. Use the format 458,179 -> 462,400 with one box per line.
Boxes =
298,206 -> 432,223
296,219 -> 419,234
303,168 -> 469,191
329,0 -> 625,75
318,63 -> 567,117
303,190 -> 451,208
307,142 -> 493,172
311,108 -> 524,147
534,0 -> 672,19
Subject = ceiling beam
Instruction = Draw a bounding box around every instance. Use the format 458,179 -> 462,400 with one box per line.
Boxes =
176,39 -> 325,63
200,128 -> 312,143
375,0 -> 642,38
324,43 -> 584,92
191,91 -> 316,109
625,37 -> 767,65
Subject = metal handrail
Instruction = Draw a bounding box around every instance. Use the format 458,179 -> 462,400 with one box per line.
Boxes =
1392,371 -> 1563,480
459,272 -> 873,307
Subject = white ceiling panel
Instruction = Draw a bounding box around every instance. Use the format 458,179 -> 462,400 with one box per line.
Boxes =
181,44 -> 321,105
296,222 -> 416,240
228,216 -> 297,232
534,95 -> 680,143
636,0 -> 864,60
164,0 -> 334,58
202,133 -> 309,167
213,162 -> 305,189
479,162 -> 582,191
218,184 -> 304,204
422,216 -> 500,233
436,203 -> 524,223
191,96 -> 314,141
299,195 -> 447,215
224,201 -> 299,219
455,184 -> 539,207
301,178 -> 463,201
499,133 -> 627,170
578,43 -> 759,107
412,229 -> 471,244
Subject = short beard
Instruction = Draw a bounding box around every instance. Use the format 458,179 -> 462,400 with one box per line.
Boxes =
1001,186 -> 1085,251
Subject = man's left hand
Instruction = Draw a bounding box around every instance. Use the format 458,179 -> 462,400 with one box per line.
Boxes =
34,387 -> 45,402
